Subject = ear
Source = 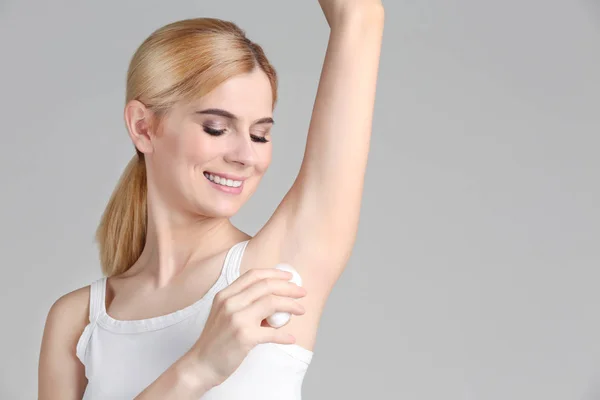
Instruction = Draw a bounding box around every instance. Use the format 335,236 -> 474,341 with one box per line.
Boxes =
124,100 -> 155,155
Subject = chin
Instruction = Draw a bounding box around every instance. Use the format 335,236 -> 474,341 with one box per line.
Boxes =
193,176 -> 258,218
196,201 -> 242,219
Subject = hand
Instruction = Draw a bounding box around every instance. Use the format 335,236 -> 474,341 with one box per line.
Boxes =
318,0 -> 384,28
188,268 -> 307,387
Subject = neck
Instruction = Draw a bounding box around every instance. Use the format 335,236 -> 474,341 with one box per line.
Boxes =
124,188 -> 246,288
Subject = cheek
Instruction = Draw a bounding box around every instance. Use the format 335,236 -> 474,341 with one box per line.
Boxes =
180,130 -> 217,163
152,131 -> 183,175
257,145 -> 273,173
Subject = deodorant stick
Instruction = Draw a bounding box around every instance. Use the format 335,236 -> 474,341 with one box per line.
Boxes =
266,263 -> 303,328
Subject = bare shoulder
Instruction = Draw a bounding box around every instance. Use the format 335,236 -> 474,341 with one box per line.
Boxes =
38,285 -> 91,398
44,285 -> 91,337
54,285 -> 90,313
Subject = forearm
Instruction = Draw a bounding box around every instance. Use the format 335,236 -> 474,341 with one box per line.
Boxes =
302,4 -> 384,184
134,353 -> 217,399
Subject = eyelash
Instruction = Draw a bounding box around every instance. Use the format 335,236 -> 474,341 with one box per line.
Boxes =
203,126 -> 270,143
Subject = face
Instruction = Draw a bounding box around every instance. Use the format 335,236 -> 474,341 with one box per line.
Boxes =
133,68 -> 274,218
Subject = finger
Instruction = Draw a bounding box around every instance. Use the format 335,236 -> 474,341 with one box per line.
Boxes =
255,326 -> 297,345
243,294 -> 306,323
226,279 -> 306,313
216,268 -> 293,300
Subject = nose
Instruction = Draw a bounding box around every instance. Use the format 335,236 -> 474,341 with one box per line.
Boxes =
223,133 -> 257,167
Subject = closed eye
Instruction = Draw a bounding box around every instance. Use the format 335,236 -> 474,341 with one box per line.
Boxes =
251,135 -> 269,143
204,125 -> 269,143
203,126 -> 226,136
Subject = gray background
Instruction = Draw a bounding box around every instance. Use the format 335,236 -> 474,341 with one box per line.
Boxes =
1,1 -> 599,399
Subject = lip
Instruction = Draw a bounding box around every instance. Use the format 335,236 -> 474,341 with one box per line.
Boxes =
203,171 -> 248,182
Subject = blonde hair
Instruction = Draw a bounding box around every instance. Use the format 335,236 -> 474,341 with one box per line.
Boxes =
96,18 -> 278,277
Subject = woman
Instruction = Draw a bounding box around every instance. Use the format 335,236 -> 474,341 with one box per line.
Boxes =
38,0 -> 384,398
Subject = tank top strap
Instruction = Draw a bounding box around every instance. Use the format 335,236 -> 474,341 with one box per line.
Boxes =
88,276 -> 107,323
225,240 -> 250,285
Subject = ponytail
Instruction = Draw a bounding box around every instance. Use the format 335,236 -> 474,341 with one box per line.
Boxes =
96,152 -> 147,276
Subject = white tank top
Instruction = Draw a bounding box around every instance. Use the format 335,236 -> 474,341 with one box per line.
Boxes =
76,240 -> 314,399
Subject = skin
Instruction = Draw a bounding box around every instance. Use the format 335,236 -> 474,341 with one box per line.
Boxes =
38,0 -> 384,398
121,67 -> 275,287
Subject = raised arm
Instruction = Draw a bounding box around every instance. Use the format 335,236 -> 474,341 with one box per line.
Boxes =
254,1 -> 385,279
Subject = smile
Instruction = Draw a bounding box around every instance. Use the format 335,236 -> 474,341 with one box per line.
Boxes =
203,172 -> 243,187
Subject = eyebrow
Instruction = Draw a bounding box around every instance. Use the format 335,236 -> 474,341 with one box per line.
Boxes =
196,108 -> 274,125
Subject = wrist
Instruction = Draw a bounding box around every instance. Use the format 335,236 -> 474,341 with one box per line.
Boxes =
332,3 -> 385,30
175,354 -> 219,395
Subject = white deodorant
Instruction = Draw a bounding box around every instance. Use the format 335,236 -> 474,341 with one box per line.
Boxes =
266,263 -> 303,328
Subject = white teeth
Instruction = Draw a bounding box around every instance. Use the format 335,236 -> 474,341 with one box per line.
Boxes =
204,172 -> 242,188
